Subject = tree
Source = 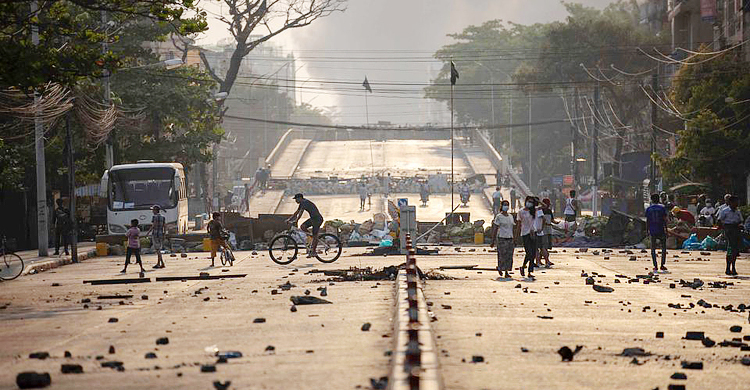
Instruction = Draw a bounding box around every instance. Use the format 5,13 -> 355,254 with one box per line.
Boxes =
178,0 -> 345,97
0,0 -> 207,90
659,51 -> 750,200
516,1 -> 668,181
109,66 -> 223,168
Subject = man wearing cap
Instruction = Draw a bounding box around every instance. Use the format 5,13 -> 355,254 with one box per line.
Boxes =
147,205 -> 166,269
671,206 -> 695,225
287,193 -> 324,258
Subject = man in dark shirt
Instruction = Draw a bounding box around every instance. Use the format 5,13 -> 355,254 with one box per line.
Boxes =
645,193 -> 669,272
52,199 -> 71,256
287,193 -> 324,258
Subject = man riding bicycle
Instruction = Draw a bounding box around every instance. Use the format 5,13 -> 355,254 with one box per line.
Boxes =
286,193 -> 324,258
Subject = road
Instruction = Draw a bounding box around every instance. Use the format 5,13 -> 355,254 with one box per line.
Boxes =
294,140 -> 473,179
1,247 -> 748,389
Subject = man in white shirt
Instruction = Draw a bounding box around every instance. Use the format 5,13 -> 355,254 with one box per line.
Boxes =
717,195 -> 743,276
492,187 -> 503,214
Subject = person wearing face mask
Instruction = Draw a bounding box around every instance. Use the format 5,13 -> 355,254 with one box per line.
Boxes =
518,196 -> 537,277
490,200 -> 515,279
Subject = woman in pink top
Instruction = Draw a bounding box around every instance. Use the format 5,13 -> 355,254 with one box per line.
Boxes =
122,219 -> 145,274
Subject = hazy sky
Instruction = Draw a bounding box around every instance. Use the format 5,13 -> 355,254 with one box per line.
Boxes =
198,0 -> 616,125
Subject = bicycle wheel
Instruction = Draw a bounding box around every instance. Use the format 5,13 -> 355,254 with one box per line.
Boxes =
314,233 -> 342,263
0,252 -> 24,280
269,235 -> 298,265
220,249 -> 227,266
225,248 -> 234,266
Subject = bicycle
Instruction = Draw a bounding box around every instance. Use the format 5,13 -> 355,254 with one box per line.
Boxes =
218,231 -> 235,267
268,223 -> 342,265
0,236 -> 24,281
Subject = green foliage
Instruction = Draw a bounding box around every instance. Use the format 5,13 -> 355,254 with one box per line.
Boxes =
109,66 -> 223,169
661,52 -> 750,199
0,0 -> 207,90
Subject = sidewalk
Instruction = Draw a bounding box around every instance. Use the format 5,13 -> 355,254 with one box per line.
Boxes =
14,242 -> 98,276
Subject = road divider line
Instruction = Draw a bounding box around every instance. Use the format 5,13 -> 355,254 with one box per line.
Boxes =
389,234 -> 442,390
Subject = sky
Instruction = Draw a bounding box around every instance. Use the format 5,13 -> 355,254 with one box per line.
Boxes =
197,0 -> 617,125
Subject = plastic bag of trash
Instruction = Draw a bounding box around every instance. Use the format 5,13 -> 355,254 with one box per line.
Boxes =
378,238 -> 393,247
681,233 -> 701,250
371,229 -> 390,239
700,235 -> 719,251
348,230 -> 362,242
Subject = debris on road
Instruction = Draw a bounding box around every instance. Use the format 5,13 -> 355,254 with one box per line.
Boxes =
200,365 -> 216,373
16,372 -> 51,389
681,361 -> 704,370
558,346 -> 583,361
592,285 -> 614,293
156,337 -> 169,345
290,296 -> 332,305
28,352 -> 49,360
361,322 -> 371,331
60,364 -> 83,374
213,381 -> 231,390
619,347 -> 651,357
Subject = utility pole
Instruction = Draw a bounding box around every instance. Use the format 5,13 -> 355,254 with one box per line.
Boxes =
508,92 -> 513,166
102,10 -> 114,169
65,113 -> 78,262
650,72 -> 658,194
592,85 -> 600,217
31,1 -> 48,256
528,93 -> 532,191
573,89 -> 580,188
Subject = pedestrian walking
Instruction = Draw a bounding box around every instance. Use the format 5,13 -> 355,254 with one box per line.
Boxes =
147,205 -> 166,269
537,198 -> 556,267
519,196 -> 537,277
242,183 -> 251,214
645,193 -> 668,272
492,186 -> 503,214
563,190 -> 579,223
358,181 -> 368,211
510,187 -> 518,213
52,198 -> 71,256
490,200 -> 515,278
419,181 -> 430,207
121,219 -> 145,274
717,195 -> 743,276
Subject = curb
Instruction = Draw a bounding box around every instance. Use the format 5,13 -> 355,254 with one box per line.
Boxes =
24,249 -> 99,276
389,235 -> 442,390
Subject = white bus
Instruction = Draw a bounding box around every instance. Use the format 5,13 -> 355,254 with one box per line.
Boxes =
100,162 -> 189,235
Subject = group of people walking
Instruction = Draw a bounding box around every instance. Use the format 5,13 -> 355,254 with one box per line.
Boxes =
490,189 -> 577,279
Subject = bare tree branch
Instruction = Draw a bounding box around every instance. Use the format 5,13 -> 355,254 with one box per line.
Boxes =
198,50 -> 225,87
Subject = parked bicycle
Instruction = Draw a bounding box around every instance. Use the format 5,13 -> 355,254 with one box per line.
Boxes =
0,236 -> 24,280
268,223 -> 342,265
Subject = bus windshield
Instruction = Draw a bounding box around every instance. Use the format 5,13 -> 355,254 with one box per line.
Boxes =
108,167 -> 176,210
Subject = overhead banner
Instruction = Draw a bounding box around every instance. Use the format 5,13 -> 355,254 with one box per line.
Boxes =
700,0 -> 716,22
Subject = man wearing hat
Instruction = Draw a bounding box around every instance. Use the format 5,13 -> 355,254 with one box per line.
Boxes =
147,205 -> 166,269
671,206 -> 695,225
287,193 -> 324,258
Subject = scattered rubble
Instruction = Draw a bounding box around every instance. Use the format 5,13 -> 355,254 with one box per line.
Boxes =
60,364 -> 83,374
290,296 -> 332,305
558,346 -> 583,362
16,372 -> 51,389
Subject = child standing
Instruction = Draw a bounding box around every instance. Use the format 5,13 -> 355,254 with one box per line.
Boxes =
122,219 -> 145,274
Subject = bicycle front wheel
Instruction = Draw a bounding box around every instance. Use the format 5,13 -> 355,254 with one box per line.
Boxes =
314,233 -> 342,263
225,248 -> 234,266
269,235 -> 298,265
0,252 -> 24,280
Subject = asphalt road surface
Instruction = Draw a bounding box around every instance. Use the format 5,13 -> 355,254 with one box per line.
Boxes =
295,140 -> 473,179
1,247 -> 749,389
